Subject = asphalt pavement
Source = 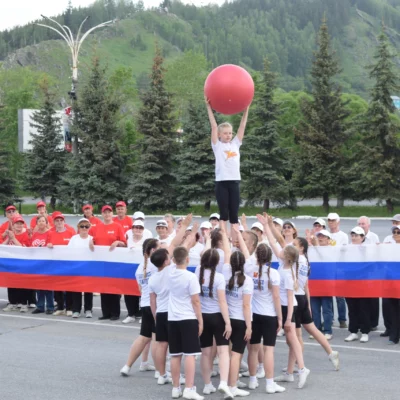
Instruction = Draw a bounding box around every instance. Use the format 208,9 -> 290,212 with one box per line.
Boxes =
0,290 -> 399,400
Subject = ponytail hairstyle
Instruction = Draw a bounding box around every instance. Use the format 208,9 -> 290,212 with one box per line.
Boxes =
283,245 -> 299,292
255,243 -> 273,290
296,237 -> 311,277
142,238 -> 159,279
229,251 -> 245,290
211,228 -> 222,249
199,249 -> 220,298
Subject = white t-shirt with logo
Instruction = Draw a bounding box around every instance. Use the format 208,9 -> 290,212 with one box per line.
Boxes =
295,255 -> 310,296
195,267 -> 226,314
365,231 -> 379,244
247,263 -> 280,317
330,231 -> 349,246
167,268 -> 201,321
67,234 -> 93,248
212,136 -> 242,181
135,261 -> 158,307
222,264 -> 253,321
278,265 -> 298,307
148,265 -> 174,313
125,230 -> 145,250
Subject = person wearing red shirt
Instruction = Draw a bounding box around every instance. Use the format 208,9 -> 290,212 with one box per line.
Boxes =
113,201 -> 133,233
50,211 -> 76,236
47,212 -> 75,317
82,204 -> 103,229
90,205 -> 127,320
2,215 -> 32,313
0,205 -> 28,240
30,201 -> 54,231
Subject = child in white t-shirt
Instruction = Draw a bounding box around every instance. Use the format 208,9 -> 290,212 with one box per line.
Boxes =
205,96 -> 250,227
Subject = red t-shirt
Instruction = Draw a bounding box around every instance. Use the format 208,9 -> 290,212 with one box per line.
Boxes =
0,221 -> 12,237
30,215 -> 54,229
113,216 -> 133,233
51,224 -> 76,236
0,231 -> 31,246
31,231 -> 50,247
88,216 -> 103,229
47,229 -> 74,246
92,222 -> 126,246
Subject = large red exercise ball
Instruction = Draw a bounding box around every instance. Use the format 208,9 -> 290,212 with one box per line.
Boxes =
204,64 -> 254,115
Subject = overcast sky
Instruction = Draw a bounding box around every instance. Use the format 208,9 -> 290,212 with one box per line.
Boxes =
0,0 -> 227,31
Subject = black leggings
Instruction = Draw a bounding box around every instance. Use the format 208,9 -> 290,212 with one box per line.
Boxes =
215,180 -> 240,224
346,297 -> 371,334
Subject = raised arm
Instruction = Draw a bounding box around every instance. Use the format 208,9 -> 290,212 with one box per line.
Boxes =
257,214 -> 284,259
168,214 -> 193,254
241,213 -> 248,231
266,213 -> 285,248
232,224 -> 250,260
205,96 -> 218,145
236,105 -> 250,142
220,228 -> 231,264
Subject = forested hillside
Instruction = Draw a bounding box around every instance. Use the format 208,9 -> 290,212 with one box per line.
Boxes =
1,0 -> 400,96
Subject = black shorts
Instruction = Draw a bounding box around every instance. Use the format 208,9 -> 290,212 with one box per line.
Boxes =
168,319 -> 201,356
140,306 -> 155,338
250,313 -> 278,347
200,313 -> 229,348
282,305 -> 297,325
156,312 -> 168,342
295,295 -> 313,328
230,318 -> 247,354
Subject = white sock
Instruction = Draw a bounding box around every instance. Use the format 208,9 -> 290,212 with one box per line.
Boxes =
140,361 -> 148,367
258,363 -> 263,368
205,383 -> 213,388
249,376 -> 257,383
298,368 -> 305,374
266,378 -> 274,386
220,380 -> 227,386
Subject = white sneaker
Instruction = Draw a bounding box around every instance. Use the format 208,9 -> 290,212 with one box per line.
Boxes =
122,316 -> 135,324
236,380 -> 247,388
203,384 -> 216,394
139,318 -> 142,324
66,310 -> 73,317
139,363 -> 155,371
248,380 -> 259,390
3,304 -> 18,312
309,335 -> 314,339
183,387 -> 204,400
20,305 -> 29,313
240,370 -> 250,377
298,368 -> 310,389
158,373 -> 172,385
266,382 -> 286,394
213,356 -> 219,365
29,303 -> 36,308
274,373 -> 294,382
72,312 -> 80,318
17,304 -> 22,308
172,387 -> 183,398
345,333 -> 359,342
231,387 -> 250,397
180,374 -> 186,385
325,333 -> 333,340
218,383 -> 233,399
256,365 -> 265,378
282,366 -> 299,374
240,360 -> 248,372
154,371 -> 160,379
210,369 -> 219,377
360,334 -> 369,343
277,328 -> 285,337
53,309 -> 66,316
85,310 -> 92,318
120,365 -> 130,376
329,351 -> 339,371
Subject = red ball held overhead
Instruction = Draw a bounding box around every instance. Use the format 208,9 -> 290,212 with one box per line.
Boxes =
204,64 -> 254,115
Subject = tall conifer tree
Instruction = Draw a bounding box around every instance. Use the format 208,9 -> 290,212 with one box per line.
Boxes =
0,150 -> 16,206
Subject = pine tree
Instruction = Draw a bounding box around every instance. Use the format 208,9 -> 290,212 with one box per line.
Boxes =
353,27 -> 400,212
60,57 -> 125,207
128,45 -> 177,211
241,59 -> 287,211
174,102 -> 216,210
0,150 -> 16,206
293,17 -> 349,212
22,79 -> 67,209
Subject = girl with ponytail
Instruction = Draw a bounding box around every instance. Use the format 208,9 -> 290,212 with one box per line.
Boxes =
292,237 -> 339,370
246,243 -> 285,394
194,228 -> 233,398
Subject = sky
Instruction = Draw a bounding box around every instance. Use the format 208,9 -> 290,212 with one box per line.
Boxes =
0,0 -> 227,31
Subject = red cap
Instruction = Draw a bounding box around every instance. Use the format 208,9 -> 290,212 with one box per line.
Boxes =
116,201 -> 127,208
82,204 -> 93,211
37,201 -> 46,208
5,205 -> 16,212
13,215 -> 25,224
52,211 -> 65,220
101,205 -> 113,213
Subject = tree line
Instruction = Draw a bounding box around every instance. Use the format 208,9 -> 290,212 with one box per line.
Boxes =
1,19 -> 399,213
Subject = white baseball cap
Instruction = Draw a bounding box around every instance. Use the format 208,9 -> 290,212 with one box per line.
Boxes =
133,211 -> 145,220
251,222 -> 264,232
314,218 -> 326,227
200,221 -> 212,229
283,220 -> 296,229
316,229 -> 332,239
77,218 -> 90,225
327,213 -> 340,221
351,226 -> 365,235
209,213 -> 220,220
156,220 -> 168,228
239,224 -> 244,232
391,214 -> 400,222
133,220 -> 144,228
273,217 -> 283,227
186,225 -> 193,231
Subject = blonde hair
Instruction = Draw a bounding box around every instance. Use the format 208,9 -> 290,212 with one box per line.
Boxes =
283,245 -> 299,292
217,122 -> 233,133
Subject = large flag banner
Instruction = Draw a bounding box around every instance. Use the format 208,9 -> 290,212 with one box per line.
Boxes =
0,245 -> 399,298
